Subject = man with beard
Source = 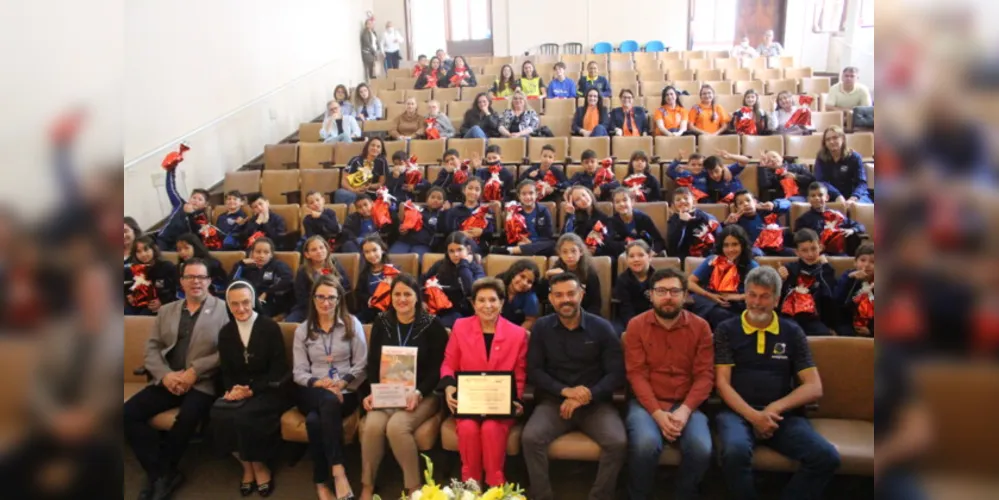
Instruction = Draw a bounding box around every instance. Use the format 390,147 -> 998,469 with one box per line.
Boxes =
521,272 -> 626,500
623,268 -> 715,500
714,266 -> 840,500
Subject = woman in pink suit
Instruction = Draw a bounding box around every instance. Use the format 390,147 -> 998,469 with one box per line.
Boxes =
438,277 -> 528,487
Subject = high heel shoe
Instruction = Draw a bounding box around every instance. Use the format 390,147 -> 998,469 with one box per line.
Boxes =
239,481 -> 256,497
257,480 -> 274,498
333,475 -> 354,500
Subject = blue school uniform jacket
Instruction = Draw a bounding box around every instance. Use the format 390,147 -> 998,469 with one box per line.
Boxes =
520,204 -> 555,242
815,151 -> 868,201
238,212 -> 287,246
444,203 -> 496,237
706,163 -> 746,202
793,207 -> 866,236
519,164 -> 570,196
302,208 -> 342,241
624,168 -> 663,202
476,165 -> 516,201
216,209 -> 248,239
614,268 -> 653,328
432,168 -> 466,203
608,210 -> 666,254
385,168 -> 430,203
398,207 -> 445,249
568,171 -> 620,201
576,76 -> 612,97
834,272 -> 875,335
667,209 -> 720,259
734,204 -> 790,244
780,260 -> 837,325
760,163 -> 814,201
421,259 -> 486,317
229,259 -> 294,316
666,161 -> 710,199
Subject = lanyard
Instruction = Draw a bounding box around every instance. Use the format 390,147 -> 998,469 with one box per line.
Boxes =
322,330 -> 338,380
397,322 -> 416,347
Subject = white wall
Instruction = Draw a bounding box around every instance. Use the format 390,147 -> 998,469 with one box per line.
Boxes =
784,0 -> 874,90
372,0 -> 410,58
124,0 -> 373,228
492,0 -> 688,57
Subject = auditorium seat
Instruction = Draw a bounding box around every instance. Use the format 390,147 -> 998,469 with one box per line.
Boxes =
698,203 -> 730,222
846,132 -> 874,161
223,171 -> 261,197
447,138 -> 486,160
697,135 -> 740,157
274,251 -> 300,277
733,80 -> 764,95
489,137 -> 528,165
784,135 -> 824,164
671,80 -> 701,96
800,77 -> 832,95
702,79 -> 732,94
612,136 -> 653,160
383,139 -> 408,161
298,143 -> 335,170
261,170 -> 301,205
783,67 -> 814,80
214,251 -> 246,275
810,111 -> 844,131
789,201 -> 847,228
742,135 -> 784,158
528,137 -> 569,164
433,87 -> 461,103
686,58 -> 712,71
332,141 -> 364,167
421,253 -> 445,277
568,137 -> 609,162
406,88 -> 433,103
616,256 -> 681,275
332,253 -> 360,289
740,57 -> 767,71
408,139 -> 446,164
539,115 -> 572,138
298,123 -> 322,143
484,255 -> 548,277
300,170 -> 340,202
378,89 -> 405,106
124,316 -> 180,431
724,68 -> 752,82
361,119 -> 394,135
543,97 -> 575,119
547,255 -> 612,318
712,58 -> 739,71
653,136 -> 696,164
389,253 -> 420,277
754,68 -> 783,81
765,79 -> 799,96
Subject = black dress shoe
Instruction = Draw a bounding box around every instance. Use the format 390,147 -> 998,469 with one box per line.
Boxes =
240,481 -> 256,497
257,480 -> 274,498
151,471 -> 184,500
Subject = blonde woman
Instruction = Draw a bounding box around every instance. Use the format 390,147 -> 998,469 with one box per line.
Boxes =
390,97 -> 422,140
498,90 -> 539,138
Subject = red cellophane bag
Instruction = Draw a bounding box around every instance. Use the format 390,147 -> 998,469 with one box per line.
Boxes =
754,213 -> 784,251
425,117 -> 441,140
708,256 -> 740,293
776,168 -> 799,197
781,274 -> 818,316
411,65 -> 424,78
368,264 -> 400,311
820,210 -> 849,254
623,173 -> 647,202
785,108 -> 812,129
537,169 -> 558,199
161,142 -> 190,171
372,186 -> 396,228
129,263 -> 158,308
719,192 -> 736,204
689,219 -> 719,257
400,200 -> 424,232
460,205 -> 491,242
798,95 -> 815,107
454,160 -> 470,185
199,224 -> 223,250
246,231 -> 265,249
853,282 -> 875,329
425,73 -> 439,89
585,220 -> 607,250
674,175 -> 710,201
594,158 -> 616,189
504,201 -> 529,245
423,277 -> 453,314
450,71 -> 468,87
735,107 -> 758,135
405,156 -> 423,185
483,165 -> 504,202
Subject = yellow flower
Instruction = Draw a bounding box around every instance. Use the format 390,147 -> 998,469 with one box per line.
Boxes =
417,485 -> 447,500
479,487 -> 505,500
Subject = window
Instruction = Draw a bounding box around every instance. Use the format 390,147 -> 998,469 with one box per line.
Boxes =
447,0 -> 491,41
689,0 -> 738,50
813,0 -> 847,33
859,0 -> 874,27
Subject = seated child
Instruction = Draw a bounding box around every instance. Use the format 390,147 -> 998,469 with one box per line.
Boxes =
340,194 -> 381,254
431,148 -> 467,204
793,182 -> 867,256
667,187 -> 722,260
562,185 -> 617,257
726,190 -> 793,257
608,188 -> 666,256
539,233 -> 603,315
490,181 -> 555,256
386,150 -> 429,202
420,232 -> 486,328
621,150 -> 663,202
175,233 -> 228,298
217,190 -> 250,250
300,190 -> 342,249
568,149 -> 620,202
411,54 -> 428,78
228,237 -> 294,317
353,235 -> 393,324
125,236 -> 178,316
287,236 -> 350,322
519,144 -> 568,202
666,152 -> 710,202
777,229 -> 838,336
757,150 -> 813,203
476,145 -> 515,203
236,194 -> 288,250
705,153 -> 747,203
390,186 -> 448,257
443,177 -> 496,254
833,242 -> 875,337
499,259 -> 542,332
613,240 -> 655,334
156,187 -> 211,251
687,225 -> 759,328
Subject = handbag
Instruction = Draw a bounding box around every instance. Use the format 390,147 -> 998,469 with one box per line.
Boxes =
852,106 -> 874,129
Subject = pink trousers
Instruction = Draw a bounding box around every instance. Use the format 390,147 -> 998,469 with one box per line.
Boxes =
455,418 -> 515,487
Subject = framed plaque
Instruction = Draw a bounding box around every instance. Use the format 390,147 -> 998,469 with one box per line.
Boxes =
455,371 -> 515,418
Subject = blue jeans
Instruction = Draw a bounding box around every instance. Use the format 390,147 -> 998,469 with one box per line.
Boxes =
389,241 -> 431,258
590,125 -> 609,137
626,400 -> 712,500
716,410 -> 840,500
333,188 -> 358,205
323,132 -> 352,144
464,126 -> 488,139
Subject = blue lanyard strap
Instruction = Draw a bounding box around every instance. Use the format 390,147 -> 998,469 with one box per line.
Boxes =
321,331 -> 338,379
397,322 -> 416,347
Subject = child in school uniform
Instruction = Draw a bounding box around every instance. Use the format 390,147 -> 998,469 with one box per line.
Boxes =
539,233 -> 603,315
756,150 -> 814,203
519,144 -> 569,203
235,194 -> 288,250
499,259 -> 542,332
608,188 -> 666,256
420,232 -> 486,328
286,235 -> 351,322
666,152 -> 711,202
490,180 -> 556,256
125,236 -> 178,316
705,153 -> 747,204
228,237 -> 294,317
432,149 -> 468,204
217,190 -> 250,250
793,182 -> 868,256
385,150 -> 430,203
726,190 -> 794,257
175,233 -> 228,298
389,186 -> 448,257
613,240 -> 655,335
567,149 -> 620,202
562,185 -> 617,258
340,194 -> 382,254
777,229 -> 838,336
353,234 -> 393,324
667,187 -> 721,260
686,225 -> 759,328
834,242 -> 875,337
443,177 -> 496,255
621,150 -> 663,202
476,145 -> 515,203
300,190 -> 343,250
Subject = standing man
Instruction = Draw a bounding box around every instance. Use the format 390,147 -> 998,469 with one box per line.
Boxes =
381,21 -> 404,71
714,266 -> 840,500
624,268 -> 714,500
521,273 -> 627,500
123,258 -> 229,500
825,67 -> 872,130
360,17 -> 381,80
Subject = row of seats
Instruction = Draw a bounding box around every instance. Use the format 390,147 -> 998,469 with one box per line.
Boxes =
270,132 -> 875,169
123,315 -> 874,476
389,52 -> 797,74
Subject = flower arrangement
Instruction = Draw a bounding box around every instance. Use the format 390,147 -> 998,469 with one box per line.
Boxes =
374,455 -> 526,500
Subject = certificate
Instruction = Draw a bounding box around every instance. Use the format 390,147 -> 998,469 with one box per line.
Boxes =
455,371 -> 515,418
380,346 -> 418,388
370,383 -> 410,409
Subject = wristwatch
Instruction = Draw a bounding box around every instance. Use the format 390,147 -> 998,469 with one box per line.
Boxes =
414,389 -> 423,399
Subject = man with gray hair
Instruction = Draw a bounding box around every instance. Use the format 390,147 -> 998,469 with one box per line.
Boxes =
756,29 -> 784,57
713,266 -> 840,500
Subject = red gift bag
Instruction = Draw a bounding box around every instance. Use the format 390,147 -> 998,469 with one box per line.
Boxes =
735,107 -> 758,135
405,156 -> 423,185
161,142 -> 190,171
400,200 -> 424,232
454,160 -> 471,185
781,275 -> 818,316
585,220 -> 607,250
129,264 -> 158,308
460,205 -> 491,242
798,95 -> 815,107
198,224 -> 223,250
820,210 -> 849,254
423,277 -> 453,314
246,231 -> 265,249
368,265 -> 400,311
754,213 -> 784,251
853,282 -> 875,329
504,201 -> 529,245
674,175 -> 710,202
425,117 -> 441,140
537,169 -> 559,199
483,165 -> 504,202
775,168 -> 799,197
623,173 -> 647,202
689,219 -> 720,257
450,70 -> 469,87
594,158 -> 616,190
372,186 -> 396,228
425,73 -> 439,89
708,256 -> 740,293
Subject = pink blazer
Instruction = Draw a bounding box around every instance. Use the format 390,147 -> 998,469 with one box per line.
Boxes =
440,316 -> 528,399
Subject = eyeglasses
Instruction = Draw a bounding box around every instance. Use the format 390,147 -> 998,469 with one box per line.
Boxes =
182,275 -> 211,282
653,287 -> 685,297
314,294 -> 340,303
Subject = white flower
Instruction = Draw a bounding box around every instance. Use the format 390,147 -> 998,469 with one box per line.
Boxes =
460,492 -> 476,500
410,491 -> 422,500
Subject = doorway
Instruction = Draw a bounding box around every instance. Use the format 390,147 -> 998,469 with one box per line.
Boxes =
407,0 -> 493,58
